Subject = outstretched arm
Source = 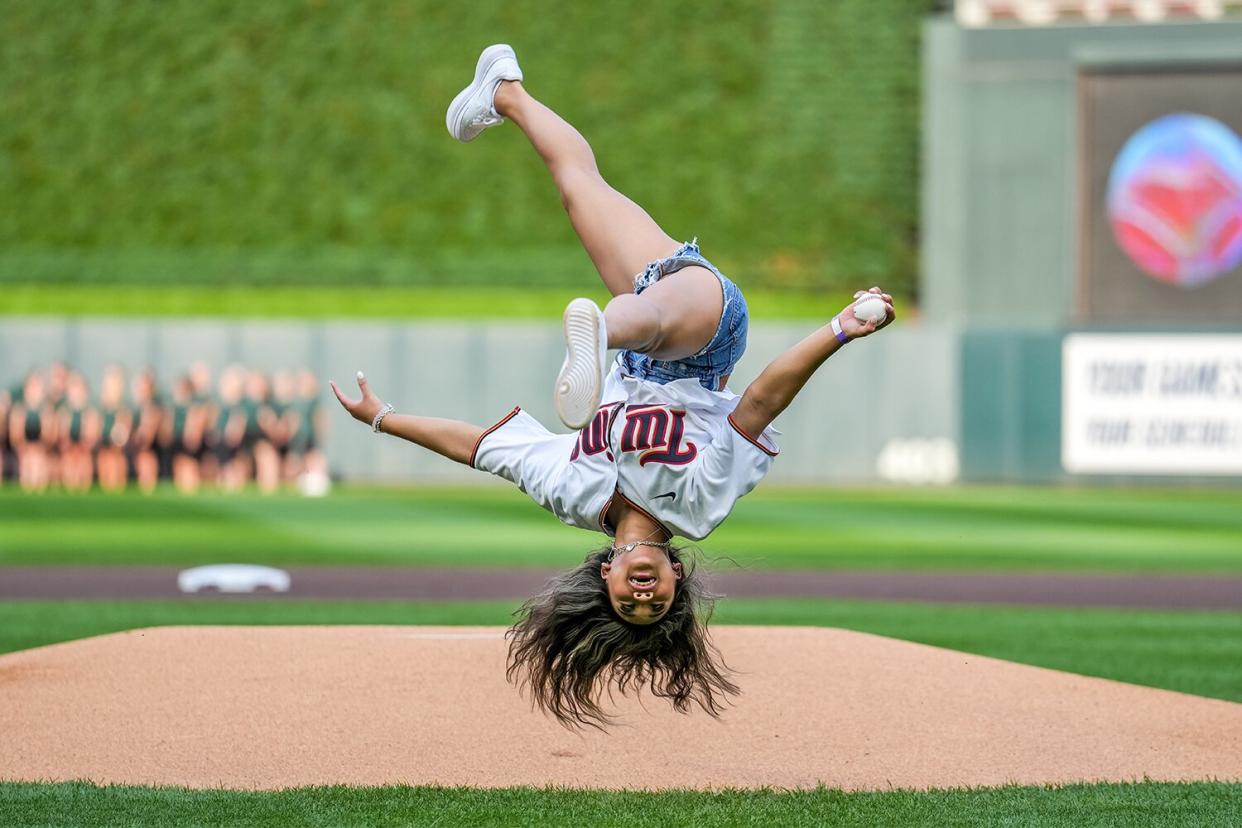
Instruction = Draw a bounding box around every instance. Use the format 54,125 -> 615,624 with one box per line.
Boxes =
330,372 -> 483,465
730,287 -> 895,438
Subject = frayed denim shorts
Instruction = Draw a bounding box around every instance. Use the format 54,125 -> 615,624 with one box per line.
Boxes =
618,239 -> 749,391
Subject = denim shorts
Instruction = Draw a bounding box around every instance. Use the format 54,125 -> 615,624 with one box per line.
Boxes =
618,239 -> 749,391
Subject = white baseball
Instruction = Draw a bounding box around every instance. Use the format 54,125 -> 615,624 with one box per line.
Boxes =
853,296 -> 888,324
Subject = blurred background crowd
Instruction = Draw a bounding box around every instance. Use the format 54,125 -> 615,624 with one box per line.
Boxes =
0,362 -> 326,494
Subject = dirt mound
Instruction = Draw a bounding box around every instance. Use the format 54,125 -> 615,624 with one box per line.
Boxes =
1,626 -> 1239,791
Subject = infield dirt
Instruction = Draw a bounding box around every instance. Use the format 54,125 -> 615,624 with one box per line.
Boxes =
1,626 -> 1239,791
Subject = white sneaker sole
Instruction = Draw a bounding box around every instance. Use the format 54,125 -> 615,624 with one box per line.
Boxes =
555,298 -> 607,429
445,44 -> 517,142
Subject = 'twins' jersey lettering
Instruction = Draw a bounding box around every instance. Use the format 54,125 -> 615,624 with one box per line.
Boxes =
471,365 -> 780,541
571,403 -> 697,466
570,403 -> 621,462
620,404 -> 698,465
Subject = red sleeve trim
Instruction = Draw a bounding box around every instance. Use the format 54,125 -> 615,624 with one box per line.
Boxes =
597,496 -> 615,537
728,414 -> 779,457
615,490 -> 675,540
469,406 -> 522,469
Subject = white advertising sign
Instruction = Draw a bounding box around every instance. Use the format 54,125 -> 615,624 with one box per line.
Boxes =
1062,334 -> 1242,474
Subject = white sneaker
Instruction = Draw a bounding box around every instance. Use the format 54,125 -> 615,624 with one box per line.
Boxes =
555,298 -> 608,429
445,44 -> 523,143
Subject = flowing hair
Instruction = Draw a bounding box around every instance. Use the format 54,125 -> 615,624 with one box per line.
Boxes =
505,545 -> 739,729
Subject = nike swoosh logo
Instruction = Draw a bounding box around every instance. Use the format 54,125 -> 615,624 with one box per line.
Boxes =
653,491 -> 677,502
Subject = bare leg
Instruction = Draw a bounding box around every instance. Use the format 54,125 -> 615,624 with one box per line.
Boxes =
494,82 -> 722,360
494,81 -> 676,295
303,449 -> 328,478
201,453 -> 219,488
18,446 -> 49,492
601,270 -> 724,360
223,455 -> 248,493
63,446 -> 92,492
135,449 -> 158,494
253,441 -> 280,494
98,448 -> 126,492
173,454 -> 199,494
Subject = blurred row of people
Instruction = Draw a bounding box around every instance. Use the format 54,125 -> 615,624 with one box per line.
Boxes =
1,361 -> 327,494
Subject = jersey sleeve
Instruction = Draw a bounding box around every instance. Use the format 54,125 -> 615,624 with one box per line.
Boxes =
470,407 -> 577,511
679,414 -> 779,539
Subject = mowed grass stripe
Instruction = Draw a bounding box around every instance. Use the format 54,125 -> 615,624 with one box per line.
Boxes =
3,486 -> 1241,572
0,284 -> 866,321
2,599 -> 1240,703
0,780 -> 1239,827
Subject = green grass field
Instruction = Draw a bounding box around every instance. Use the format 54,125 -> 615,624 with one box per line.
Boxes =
2,780 -> 1238,827
3,485 -> 1241,572
4,484 -> 1240,824
0,283 -> 866,320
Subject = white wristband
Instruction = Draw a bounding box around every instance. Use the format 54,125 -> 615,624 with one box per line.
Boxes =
371,403 -> 395,433
830,316 -> 850,344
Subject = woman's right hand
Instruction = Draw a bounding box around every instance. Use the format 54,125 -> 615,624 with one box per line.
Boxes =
330,371 -> 385,426
837,286 -> 895,340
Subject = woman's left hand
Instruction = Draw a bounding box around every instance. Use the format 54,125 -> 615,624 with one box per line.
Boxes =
330,371 -> 385,425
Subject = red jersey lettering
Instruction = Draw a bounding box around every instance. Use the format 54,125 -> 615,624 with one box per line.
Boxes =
620,405 -> 697,466
570,403 -> 620,461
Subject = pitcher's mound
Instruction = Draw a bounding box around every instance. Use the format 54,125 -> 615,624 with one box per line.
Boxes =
1,625 -> 1239,791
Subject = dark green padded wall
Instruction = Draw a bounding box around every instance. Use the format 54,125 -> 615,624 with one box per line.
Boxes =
960,331 -> 1063,482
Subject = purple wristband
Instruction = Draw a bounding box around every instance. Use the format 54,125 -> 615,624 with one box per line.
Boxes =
831,316 -> 850,344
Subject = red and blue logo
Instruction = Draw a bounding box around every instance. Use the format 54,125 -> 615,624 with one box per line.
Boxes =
1107,113 -> 1242,287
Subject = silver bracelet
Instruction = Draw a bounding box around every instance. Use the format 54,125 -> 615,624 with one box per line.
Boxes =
371,403 -> 395,433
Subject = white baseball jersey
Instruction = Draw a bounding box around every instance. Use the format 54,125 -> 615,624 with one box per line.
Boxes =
470,365 -> 779,541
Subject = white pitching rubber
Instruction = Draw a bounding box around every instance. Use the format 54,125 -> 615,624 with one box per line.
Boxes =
554,298 -> 607,429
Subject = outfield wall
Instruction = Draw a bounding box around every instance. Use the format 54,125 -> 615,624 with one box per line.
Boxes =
0,319 -> 958,485
921,15 -> 1242,326
921,16 -> 1242,484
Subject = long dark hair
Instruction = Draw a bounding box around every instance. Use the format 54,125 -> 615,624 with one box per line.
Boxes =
506,545 -> 739,729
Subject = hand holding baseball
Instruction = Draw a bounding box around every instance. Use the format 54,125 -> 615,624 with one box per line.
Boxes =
838,286 -> 895,339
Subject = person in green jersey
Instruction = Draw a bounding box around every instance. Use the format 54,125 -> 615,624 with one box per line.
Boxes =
57,371 -> 100,492
243,370 -> 280,493
288,368 -> 329,489
128,369 -> 164,494
214,366 -> 249,492
96,365 -> 133,493
8,371 -> 56,492
160,375 -> 202,494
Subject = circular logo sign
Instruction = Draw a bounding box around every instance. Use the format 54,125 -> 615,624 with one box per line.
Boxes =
1107,113 -> 1242,287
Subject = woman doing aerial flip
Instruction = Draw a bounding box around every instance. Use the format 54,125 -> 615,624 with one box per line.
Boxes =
332,45 -> 894,728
